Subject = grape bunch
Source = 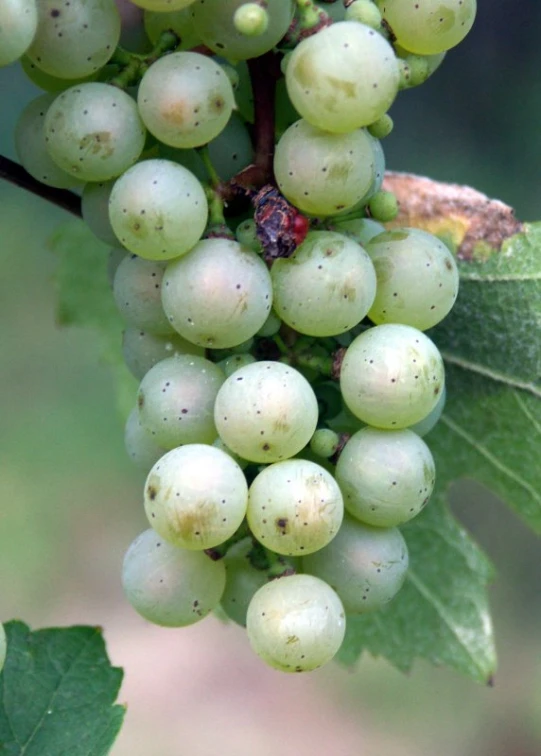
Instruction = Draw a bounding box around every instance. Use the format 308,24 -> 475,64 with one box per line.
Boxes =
3,0 -> 475,673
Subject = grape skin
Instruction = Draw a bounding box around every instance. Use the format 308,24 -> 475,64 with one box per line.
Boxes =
340,324 -> 445,429
113,256 -> 174,335
122,528 -> 226,626
246,574 -> 346,672
124,408 -> 168,473
221,557 -> 269,627
247,459 -> 344,556
214,361 -> 319,464
303,516 -> 409,613
122,327 -> 204,381
81,181 -> 118,246
335,427 -> 436,527
0,0 -> 37,67
144,444 -> 248,550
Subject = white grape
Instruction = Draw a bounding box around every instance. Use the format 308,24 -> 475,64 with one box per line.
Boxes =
366,228 -> 459,330
340,324 -> 445,429
286,22 -> 399,133
81,181 -> 118,246
247,459 -> 344,556
27,0 -> 120,79
44,83 -> 146,182
124,407 -> 168,472
221,556 -> 269,627
138,52 -> 235,149
214,361 -> 319,464
113,255 -> 174,335
137,354 -> 224,448
0,0 -> 37,67
274,120 -> 375,216
303,515 -> 409,613
108,159 -> 208,261
144,444 -> 248,550
270,230 -> 377,337
122,528 -> 226,626
162,238 -> 273,348
335,427 -> 436,527
246,574 -> 346,672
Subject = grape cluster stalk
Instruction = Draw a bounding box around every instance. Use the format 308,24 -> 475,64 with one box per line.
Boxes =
1,0 -> 476,674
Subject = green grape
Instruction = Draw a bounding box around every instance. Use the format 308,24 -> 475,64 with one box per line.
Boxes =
340,324 -> 445,429
316,1 -> 345,22
235,219 -> 262,253
138,52 -> 235,149
27,0 -> 120,78
286,21 -> 399,133
137,354 -> 224,448
274,77 -> 300,138
0,623 -> 6,673
214,361 -> 319,464
365,131 -> 386,198
144,7 -> 200,47
221,557 -> 269,626
113,255 -> 173,335
247,459 -> 343,556
208,113 -> 254,181
397,53 -> 430,89
14,94 -> 80,189
81,181 -> 118,246
133,0 -> 196,12
246,574 -> 346,672
124,407 -> 168,472
44,83 -> 146,182
217,353 -> 257,377
21,56 -> 95,91
191,0 -> 294,61
233,2 -> 269,36
310,428 -> 340,459
123,326 -> 204,381
394,43 -> 446,84
256,310 -> 281,337
366,227 -> 459,330
274,120 -> 375,216
368,114 -> 394,139
144,444 -> 248,550
270,231 -> 377,337
376,0 -> 476,55
162,238 -> 273,348
158,144 -> 207,182
303,515 -> 408,613
332,217 -> 385,245
0,0 -> 38,67
122,528 -> 226,626
335,427 -> 435,527
345,0 -> 382,27
409,383 -> 446,436
108,159 -> 208,261
367,190 -> 398,222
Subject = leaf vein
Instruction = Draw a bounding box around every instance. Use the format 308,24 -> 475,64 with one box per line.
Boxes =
441,352 -> 541,397
512,391 -> 541,435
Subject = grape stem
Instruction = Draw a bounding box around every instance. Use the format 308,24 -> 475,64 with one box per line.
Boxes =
0,155 -> 82,218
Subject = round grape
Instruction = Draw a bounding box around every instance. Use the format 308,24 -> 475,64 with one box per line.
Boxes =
366,228 -> 459,330
162,238 -> 273,348
339,324 -> 445,429
246,574 -> 346,672
335,427 -> 435,527
81,181 -> 118,246
233,3 -> 269,36
303,515 -> 409,613
137,354 -> 224,448
138,52 -> 235,149
113,255 -> 173,335
122,528 -> 226,626
44,83 -> 146,182
144,444 -> 248,550
0,0 -> 38,67
144,7 -> 200,48
124,407 -> 168,472
122,327 -> 204,381
286,21 -> 399,133
221,557 -> 269,627
270,230 -> 377,337
108,159 -> 208,261
247,459 -> 344,556
274,120 -> 375,216
214,361 -> 319,464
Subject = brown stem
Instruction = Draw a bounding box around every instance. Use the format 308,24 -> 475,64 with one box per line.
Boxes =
0,155 -> 82,218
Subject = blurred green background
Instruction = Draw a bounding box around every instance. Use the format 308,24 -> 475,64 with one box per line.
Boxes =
1,1 -> 540,754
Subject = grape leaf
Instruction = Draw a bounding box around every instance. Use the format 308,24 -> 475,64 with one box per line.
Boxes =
0,621 -> 125,756
49,222 -> 137,419
340,221 -> 540,681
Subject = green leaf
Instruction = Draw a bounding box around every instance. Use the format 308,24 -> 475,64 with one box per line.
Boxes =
0,621 -> 125,756
49,220 -> 137,419
341,221 -> 540,681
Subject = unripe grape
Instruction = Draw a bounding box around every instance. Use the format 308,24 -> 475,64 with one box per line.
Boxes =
221,557 -> 269,626
124,407 -> 168,472
233,3 -> 269,36
368,190 -> 399,222
310,428 -> 340,459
